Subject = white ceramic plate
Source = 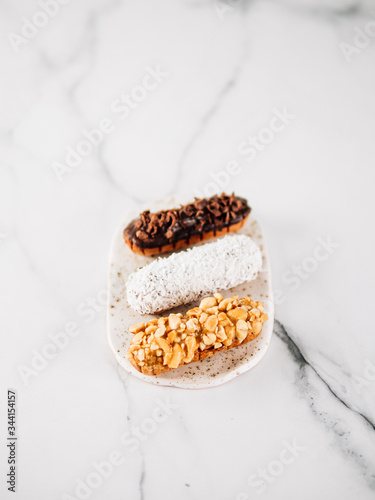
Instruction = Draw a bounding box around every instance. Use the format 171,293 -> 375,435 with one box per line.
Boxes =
107,196 -> 274,389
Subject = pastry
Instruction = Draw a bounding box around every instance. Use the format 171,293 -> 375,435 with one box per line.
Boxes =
126,294 -> 268,376
123,193 -> 250,256
126,234 -> 262,314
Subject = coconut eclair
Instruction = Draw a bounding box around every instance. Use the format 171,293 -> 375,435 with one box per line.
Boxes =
126,234 -> 262,315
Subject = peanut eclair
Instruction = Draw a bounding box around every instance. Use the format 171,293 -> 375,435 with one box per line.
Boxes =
123,193 -> 250,256
127,295 -> 267,376
126,235 -> 262,315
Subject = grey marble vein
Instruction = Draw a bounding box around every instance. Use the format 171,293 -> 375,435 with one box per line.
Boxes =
274,320 -> 374,430
274,319 -> 375,488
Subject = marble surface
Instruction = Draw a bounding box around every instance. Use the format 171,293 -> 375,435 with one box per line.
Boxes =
1,0 -> 375,499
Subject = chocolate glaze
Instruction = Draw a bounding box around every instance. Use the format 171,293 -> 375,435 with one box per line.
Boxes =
124,193 -> 250,250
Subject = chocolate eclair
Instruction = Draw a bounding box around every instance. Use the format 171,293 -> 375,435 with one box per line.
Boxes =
123,193 -> 251,256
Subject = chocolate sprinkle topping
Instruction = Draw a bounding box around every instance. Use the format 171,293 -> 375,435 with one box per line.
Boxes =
124,193 -> 251,250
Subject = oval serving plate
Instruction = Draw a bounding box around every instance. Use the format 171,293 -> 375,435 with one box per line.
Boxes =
107,196 -> 274,389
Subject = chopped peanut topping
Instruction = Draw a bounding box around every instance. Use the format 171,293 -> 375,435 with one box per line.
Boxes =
126,295 -> 268,375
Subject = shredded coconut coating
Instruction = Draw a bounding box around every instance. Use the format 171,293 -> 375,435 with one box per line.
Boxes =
126,235 -> 262,315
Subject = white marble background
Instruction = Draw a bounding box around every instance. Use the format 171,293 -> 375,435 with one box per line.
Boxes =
1,0 -> 375,499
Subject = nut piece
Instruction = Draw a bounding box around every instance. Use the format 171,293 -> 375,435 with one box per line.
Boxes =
216,325 -> 227,342
206,306 -> 219,314
168,331 -> 177,342
184,335 -> 197,363
227,307 -> 248,322
199,312 -> 209,324
203,333 -> 216,345
199,297 -> 217,310
250,308 -> 261,317
218,312 -> 231,325
168,343 -> 183,369
155,337 -> 172,354
205,315 -> 218,332
223,325 -> 235,346
132,332 -> 144,344
137,349 -> 145,361
186,319 -> 197,331
145,325 -> 157,334
218,298 -> 232,311
236,330 -> 248,342
236,319 -> 248,332
155,325 -> 166,337
129,322 -> 145,334
236,320 -> 248,342
169,314 -> 181,330
186,307 -> 201,317
252,321 -> 263,334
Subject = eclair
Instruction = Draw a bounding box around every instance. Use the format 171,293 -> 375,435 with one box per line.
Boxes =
123,193 -> 250,256
126,294 -> 268,376
126,235 -> 262,315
